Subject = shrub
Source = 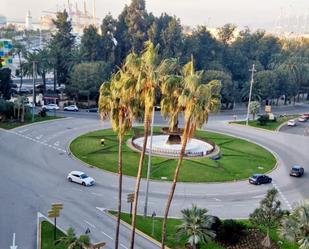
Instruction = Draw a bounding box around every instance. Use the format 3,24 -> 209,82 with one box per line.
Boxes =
0,99 -> 14,121
257,114 -> 269,126
216,219 -> 246,245
38,108 -> 47,117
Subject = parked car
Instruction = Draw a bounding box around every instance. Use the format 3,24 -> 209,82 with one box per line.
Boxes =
290,165 -> 304,177
249,174 -> 272,185
25,102 -> 35,108
287,119 -> 296,126
67,171 -> 95,186
298,116 -> 307,122
87,107 -> 98,113
302,113 -> 309,120
64,105 -> 79,112
42,104 -> 60,111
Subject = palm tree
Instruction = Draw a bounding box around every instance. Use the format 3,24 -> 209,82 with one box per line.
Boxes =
55,227 -> 90,249
161,58 -> 221,249
177,205 -> 216,249
99,54 -> 140,249
279,199 -> 309,249
12,41 -> 26,90
129,41 -> 159,249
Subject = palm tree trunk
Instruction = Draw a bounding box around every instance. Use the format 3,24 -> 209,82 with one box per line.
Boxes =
18,53 -> 23,90
130,117 -> 150,249
161,121 -> 191,249
21,103 -> 25,123
42,71 -> 46,93
115,115 -> 123,249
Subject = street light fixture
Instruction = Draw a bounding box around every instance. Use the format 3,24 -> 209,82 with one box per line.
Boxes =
143,106 -> 155,217
246,64 -> 256,126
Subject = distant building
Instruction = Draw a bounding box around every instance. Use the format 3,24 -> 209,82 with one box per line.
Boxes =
25,10 -> 32,30
0,39 -> 13,67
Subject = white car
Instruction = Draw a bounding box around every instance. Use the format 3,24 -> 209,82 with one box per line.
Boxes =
67,171 -> 95,186
64,105 -> 79,112
298,116 -> 307,122
287,119 -> 296,126
42,104 -> 60,111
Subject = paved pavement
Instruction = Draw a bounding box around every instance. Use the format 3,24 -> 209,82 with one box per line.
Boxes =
0,111 -> 309,249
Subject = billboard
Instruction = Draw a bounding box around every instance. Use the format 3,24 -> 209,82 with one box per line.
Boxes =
0,39 -> 13,66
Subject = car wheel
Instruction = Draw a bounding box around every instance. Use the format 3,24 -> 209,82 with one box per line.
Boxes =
82,182 -> 86,186
68,177 -> 72,182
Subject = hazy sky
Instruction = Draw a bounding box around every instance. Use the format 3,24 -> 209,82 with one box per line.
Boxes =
1,0 -> 309,29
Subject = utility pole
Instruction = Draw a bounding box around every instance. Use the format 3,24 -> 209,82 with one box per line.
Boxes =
143,106 -> 155,217
246,64 -> 256,126
32,61 -> 37,122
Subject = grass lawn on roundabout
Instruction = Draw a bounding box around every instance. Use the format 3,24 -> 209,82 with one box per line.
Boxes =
41,221 -> 66,249
70,127 -> 276,183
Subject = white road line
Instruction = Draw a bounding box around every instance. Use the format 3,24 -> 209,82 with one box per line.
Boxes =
213,198 -> 221,202
84,220 -> 96,228
91,192 -> 103,196
252,195 -> 264,199
101,231 -> 113,240
54,141 -> 60,146
120,243 -> 128,249
36,135 -> 43,140
272,183 -> 292,210
72,187 -> 83,192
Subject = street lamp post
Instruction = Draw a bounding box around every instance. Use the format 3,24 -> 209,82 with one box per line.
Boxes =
246,64 -> 256,126
32,61 -> 37,122
143,106 -> 155,217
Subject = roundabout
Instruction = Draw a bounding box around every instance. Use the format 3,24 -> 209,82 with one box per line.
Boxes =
70,126 -> 276,183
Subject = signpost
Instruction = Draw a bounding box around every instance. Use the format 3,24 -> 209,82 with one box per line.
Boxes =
127,193 -> 135,218
47,203 -> 63,241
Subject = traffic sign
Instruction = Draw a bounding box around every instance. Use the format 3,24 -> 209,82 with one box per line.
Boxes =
127,193 -> 135,203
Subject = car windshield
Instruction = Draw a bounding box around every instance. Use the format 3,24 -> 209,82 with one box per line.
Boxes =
80,174 -> 88,179
292,167 -> 300,172
252,175 -> 259,179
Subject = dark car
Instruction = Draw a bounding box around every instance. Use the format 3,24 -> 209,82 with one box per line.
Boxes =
290,165 -> 304,177
249,174 -> 272,185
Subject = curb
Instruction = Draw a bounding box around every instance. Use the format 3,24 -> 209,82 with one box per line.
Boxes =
228,122 -> 277,133
0,116 -> 68,131
68,127 -> 278,185
105,211 -> 171,249
276,121 -> 288,132
37,212 -> 67,249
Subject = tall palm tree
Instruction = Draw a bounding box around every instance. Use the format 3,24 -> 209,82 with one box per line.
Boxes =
55,227 -> 90,249
161,59 -> 221,249
129,41 -> 160,249
279,199 -> 309,249
177,205 -> 216,249
99,54 -> 140,249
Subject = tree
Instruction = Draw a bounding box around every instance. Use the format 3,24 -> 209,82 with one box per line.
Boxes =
0,67 -> 12,100
124,0 -> 151,53
176,205 -> 215,249
129,41 -> 160,249
68,62 -> 111,102
98,55 -> 140,249
217,23 -> 237,45
49,10 -> 75,86
80,25 -> 103,62
55,227 -> 90,249
250,188 -> 284,248
279,199 -> 309,249
12,40 -> 26,90
101,13 -> 118,64
249,101 -> 260,120
161,59 -> 221,248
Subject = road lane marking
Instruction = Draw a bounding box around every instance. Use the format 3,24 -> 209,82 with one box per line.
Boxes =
84,220 -> 96,228
101,231 -> 113,240
36,135 -> 43,140
272,183 -> 292,210
54,141 -> 60,146
120,243 -> 128,249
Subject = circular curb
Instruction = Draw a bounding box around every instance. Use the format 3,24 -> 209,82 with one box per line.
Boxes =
67,127 -> 278,185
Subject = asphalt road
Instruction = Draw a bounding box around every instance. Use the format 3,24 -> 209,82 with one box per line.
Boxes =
0,109 -> 309,249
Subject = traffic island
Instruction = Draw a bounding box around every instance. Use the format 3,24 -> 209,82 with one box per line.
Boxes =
70,127 -> 276,183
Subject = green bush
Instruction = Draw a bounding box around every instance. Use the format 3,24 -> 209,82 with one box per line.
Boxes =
0,99 -> 14,121
257,114 -> 269,126
38,109 -> 47,117
216,219 -> 246,245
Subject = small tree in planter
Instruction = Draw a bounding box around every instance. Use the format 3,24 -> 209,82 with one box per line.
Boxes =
249,101 -> 260,120
250,188 -> 285,248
